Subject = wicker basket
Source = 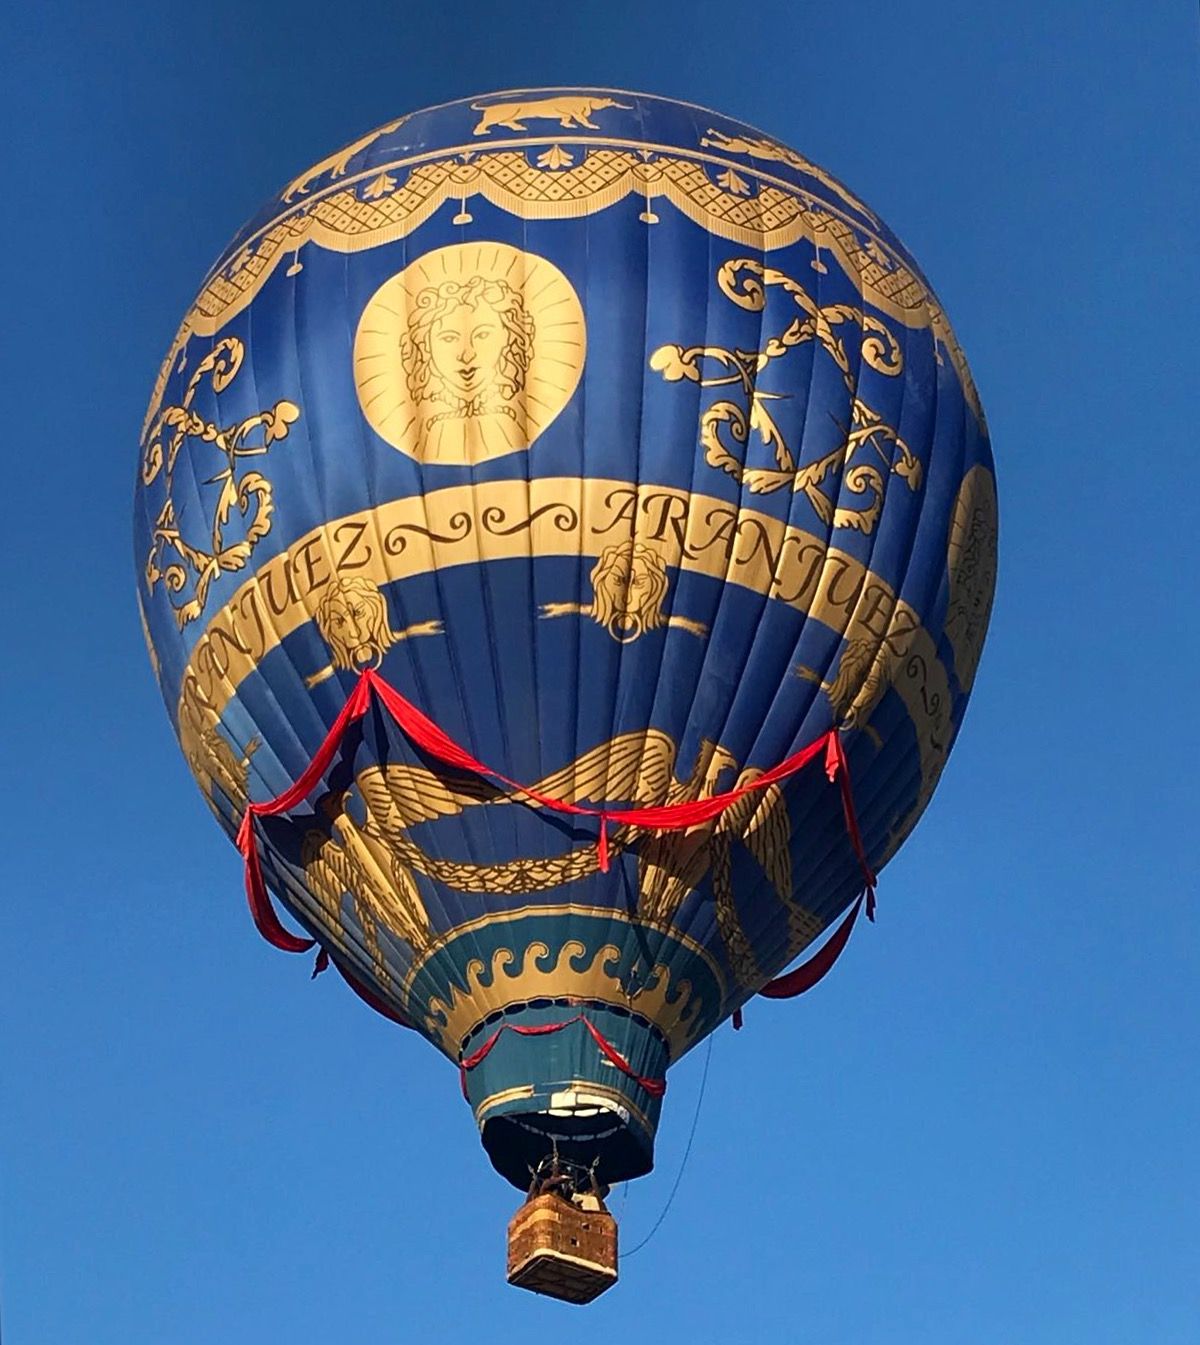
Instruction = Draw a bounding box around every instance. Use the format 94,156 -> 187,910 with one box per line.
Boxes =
506,1191 -> 618,1304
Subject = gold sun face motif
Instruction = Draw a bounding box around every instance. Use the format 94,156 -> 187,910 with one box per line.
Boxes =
354,242 -> 586,465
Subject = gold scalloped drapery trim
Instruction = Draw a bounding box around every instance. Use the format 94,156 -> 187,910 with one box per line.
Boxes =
142,139 -> 981,444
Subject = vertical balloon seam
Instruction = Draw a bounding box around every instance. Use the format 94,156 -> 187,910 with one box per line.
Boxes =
642,186 -> 726,988
396,224 -> 505,1020
711,219 -> 841,992
692,204 -> 802,997
829,240 -> 922,881
802,242 -> 922,904
652,169 -> 767,992
570,447 -> 600,1021
339,239 -> 425,994
347,233 -> 463,973
616,94 -> 672,1010
539,200 -> 590,1078
749,213 -> 855,977
673,209 -> 834,997
244,283 -> 325,815
230,288 -> 318,949
876,311 -> 966,862
597,108 -> 660,896
859,322 -> 954,867
355,236 -> 471,996
582,187 -> 636,1038
738,246 -> 916,982
564,211 -> 594,897
513,210 -> 552,868
921,359 -> 979,783
252,253 -> 355,959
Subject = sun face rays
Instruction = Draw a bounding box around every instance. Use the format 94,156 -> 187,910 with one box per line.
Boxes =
354,241 -> 586,465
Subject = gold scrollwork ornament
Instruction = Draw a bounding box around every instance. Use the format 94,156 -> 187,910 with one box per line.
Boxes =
652,258 -> 921,534
142,337 -> 299,627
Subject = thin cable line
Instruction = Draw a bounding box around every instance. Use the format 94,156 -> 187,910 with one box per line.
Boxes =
619,1031 -> 714,1259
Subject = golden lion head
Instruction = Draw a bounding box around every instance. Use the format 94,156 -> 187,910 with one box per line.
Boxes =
316,577 -> 398,671
589,543 -> 669,642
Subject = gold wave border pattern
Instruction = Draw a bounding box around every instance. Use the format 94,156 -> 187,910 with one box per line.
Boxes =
424,940 -> 703,1060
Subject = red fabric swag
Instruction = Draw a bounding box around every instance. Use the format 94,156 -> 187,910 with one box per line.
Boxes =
234,668 -> 878,1018
457,1014 -> 667,1100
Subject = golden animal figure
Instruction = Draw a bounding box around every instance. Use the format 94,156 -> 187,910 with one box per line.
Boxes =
510,733 -> 794,982
304,576 -> 443,687
303,808 -> 432,986
282,117 -> 408,201
796,631 -> 915,751
699,128 -> 879,225
539,543 -> 707,643
471,94 -> 630,136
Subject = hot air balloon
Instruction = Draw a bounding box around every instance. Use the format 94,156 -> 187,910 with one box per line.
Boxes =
135,88 -> 996,1303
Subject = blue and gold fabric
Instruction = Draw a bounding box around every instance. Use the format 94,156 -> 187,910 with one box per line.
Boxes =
134,89 -> 997,1188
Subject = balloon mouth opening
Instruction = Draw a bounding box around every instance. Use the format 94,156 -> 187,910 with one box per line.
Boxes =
459,1006 -> 668,1191
482,1100 -> 654,1191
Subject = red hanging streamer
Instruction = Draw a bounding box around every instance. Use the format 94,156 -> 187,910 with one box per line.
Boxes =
234,668 -> 878,1016
749,734 -> 877,1002
333,960 -> 414,1030
235,675 -> 373,953
457,1014 -> 666,1101
824,731 -> 878,921
757,894 -> 866,999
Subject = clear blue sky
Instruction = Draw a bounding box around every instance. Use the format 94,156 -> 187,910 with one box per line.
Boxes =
2,2 -> 1198,1341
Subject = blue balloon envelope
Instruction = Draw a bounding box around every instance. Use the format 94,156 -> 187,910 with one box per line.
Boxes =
135,89 -> 996,1193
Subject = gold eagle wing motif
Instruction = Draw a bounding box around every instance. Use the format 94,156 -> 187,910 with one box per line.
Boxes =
717,773 -> 793,903
357,764 -> 503,832
517,728 -> 681,809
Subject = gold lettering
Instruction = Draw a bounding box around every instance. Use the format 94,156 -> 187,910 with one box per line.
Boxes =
333,519 -> 374,572
820,556 -> 864,617
261,561 -> 299,618
177,480 -> 940,777
642,492 -> 690,554
773,539 -> 824,606
858,582 -> 895,640
687,506 -> 738,563
294,535 -> 329,596
234,586 -> 268,657
593,487 -> 638,536
732,517 -> 779,573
